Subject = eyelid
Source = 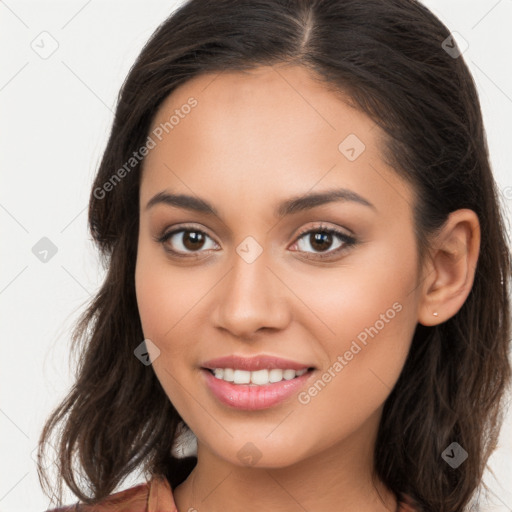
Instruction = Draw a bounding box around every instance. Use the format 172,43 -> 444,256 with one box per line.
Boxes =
294,222 -> 354,239
290,223 -> 356,261
155,223 -> 218,245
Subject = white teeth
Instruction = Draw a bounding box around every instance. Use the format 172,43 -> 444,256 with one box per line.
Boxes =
233,369 -> 251,384
223,368 -> 234,381
251,369 -> 269,385
269,369 -> 283,383
283,369 -> 296,380
210,367 -> 309,385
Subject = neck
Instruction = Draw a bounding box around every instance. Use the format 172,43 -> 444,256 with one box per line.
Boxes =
173,410 -> 397,512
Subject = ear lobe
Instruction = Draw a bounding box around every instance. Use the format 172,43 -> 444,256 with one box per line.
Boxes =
417,209 -> 480,327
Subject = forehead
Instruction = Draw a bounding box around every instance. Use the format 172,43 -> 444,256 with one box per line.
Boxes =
147,64 -> 371,152
139,64 -> 413,221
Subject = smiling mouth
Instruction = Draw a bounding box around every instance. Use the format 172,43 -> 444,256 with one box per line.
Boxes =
203,367 -> 315,386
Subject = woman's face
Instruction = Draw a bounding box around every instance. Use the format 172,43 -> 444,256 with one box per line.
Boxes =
135,64 -> 422,468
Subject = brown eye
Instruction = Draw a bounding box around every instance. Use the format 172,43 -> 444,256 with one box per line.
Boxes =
157,227 -> 218,257
292,225 -> 357,260
308,232 -> 334,252
181,230 -> 206,251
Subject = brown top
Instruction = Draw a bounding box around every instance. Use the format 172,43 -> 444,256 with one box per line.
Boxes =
46,474 -> 419,511
45,475 -> 177,512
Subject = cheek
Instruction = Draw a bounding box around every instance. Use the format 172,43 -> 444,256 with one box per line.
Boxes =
296,233 -> 417,348
294,236 -> 418,389
290,281 -> 417,452
134,245 -> 197,409
135,248 -> 168,341
135,239 -> 193,342
134,240 -> 212,379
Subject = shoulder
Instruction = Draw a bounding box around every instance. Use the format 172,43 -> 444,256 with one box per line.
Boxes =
44,482 -> 149,512
44,474 -> 177,512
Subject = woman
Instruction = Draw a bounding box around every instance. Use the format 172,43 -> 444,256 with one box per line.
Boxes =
38,0 -> 511,511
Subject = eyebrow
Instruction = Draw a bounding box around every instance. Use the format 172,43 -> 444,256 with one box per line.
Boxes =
145,188 -> 376,218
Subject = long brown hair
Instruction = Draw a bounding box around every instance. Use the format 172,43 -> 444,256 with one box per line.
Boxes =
37,1 -> 511,510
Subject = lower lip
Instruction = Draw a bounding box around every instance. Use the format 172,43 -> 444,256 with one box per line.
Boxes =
201,368 -> 314,410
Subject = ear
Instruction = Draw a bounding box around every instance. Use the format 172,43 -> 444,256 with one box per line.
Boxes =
417,209 -> 480,326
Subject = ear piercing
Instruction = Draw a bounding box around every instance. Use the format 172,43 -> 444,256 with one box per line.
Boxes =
432,312 -> 439,317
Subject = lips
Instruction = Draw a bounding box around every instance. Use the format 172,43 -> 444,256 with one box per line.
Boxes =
200,354 -> 317,409
201,366 -> 315,410
201,354 -> 315,372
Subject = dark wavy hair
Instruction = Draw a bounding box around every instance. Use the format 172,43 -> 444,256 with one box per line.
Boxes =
37,0 -> 511,510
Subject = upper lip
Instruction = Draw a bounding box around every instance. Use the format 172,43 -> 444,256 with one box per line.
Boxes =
201,354 -> 315,372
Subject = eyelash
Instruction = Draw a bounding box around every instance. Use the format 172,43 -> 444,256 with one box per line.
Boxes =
155,223 -> 357,261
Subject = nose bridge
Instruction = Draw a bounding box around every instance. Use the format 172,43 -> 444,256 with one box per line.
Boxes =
213,235 -> 289,337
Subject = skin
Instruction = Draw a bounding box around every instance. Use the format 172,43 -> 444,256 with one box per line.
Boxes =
135,64 -> 480,511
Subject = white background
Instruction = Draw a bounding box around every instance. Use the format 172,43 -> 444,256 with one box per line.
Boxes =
1,1 -> 511,510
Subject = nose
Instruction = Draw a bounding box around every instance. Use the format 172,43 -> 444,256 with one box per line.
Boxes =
212,245 -> 291,341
